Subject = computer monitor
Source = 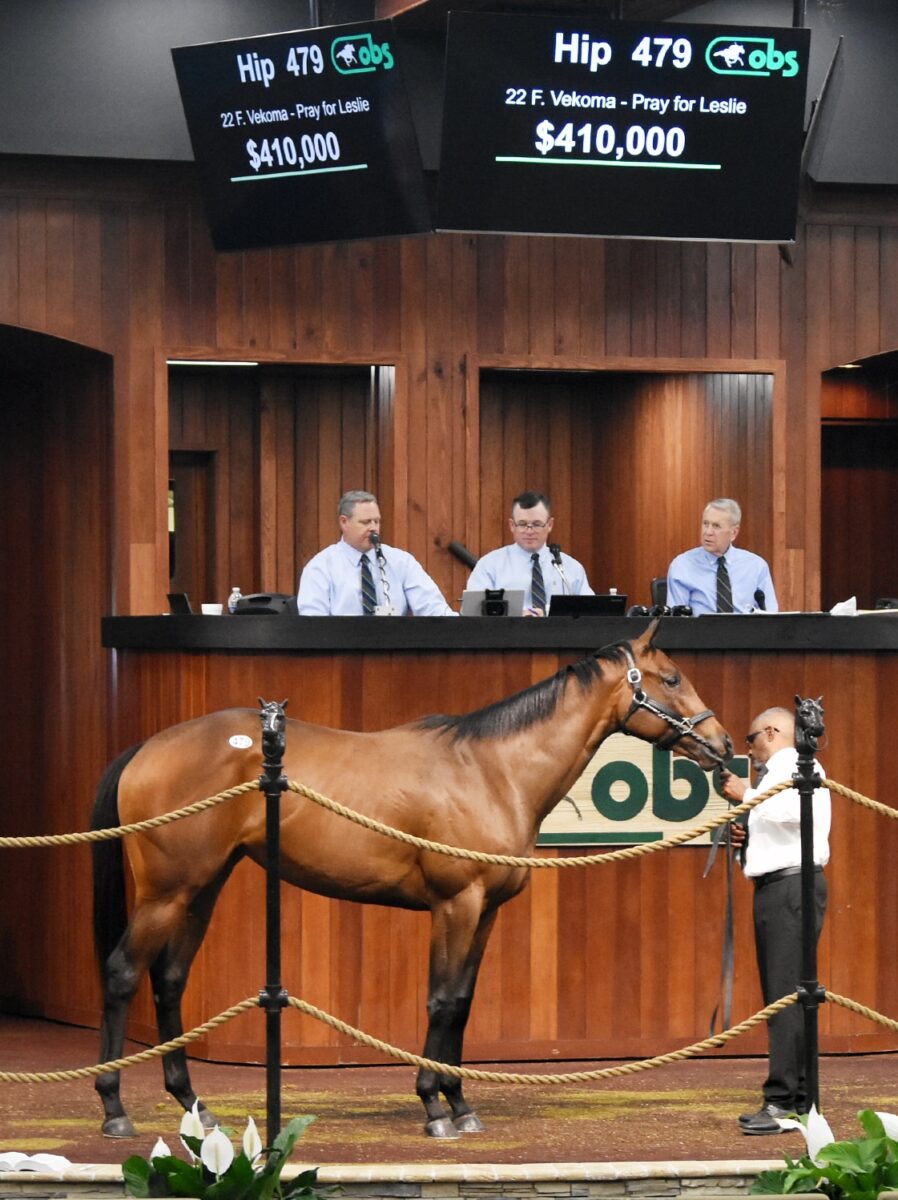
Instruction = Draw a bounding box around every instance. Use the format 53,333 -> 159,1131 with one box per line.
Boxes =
549,593 -> 628,616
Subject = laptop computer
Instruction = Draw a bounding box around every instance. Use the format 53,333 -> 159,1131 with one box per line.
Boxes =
549,593 -> 628,617
460,589 -> 526,617
167,592 -> 193,614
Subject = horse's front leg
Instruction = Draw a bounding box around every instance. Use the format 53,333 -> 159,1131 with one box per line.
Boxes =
417,898 -> 497,1138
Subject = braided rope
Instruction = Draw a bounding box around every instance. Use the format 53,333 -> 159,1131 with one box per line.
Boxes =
828,992 -> 898,1033
0,993 -> 795,1087
286,778 -> 790,867
822,779 -> 898,821
0,998 -> 259,1083
284,993 -> 799,1083
0,782 -> 259,848
4,990 -> 898,1088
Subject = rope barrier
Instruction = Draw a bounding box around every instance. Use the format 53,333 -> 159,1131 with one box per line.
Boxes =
0,992 -> 798,1087
286,779 -> 788,866
3,988 -> 896,1089
0,782 -> 258,849
0,775 -> 893,870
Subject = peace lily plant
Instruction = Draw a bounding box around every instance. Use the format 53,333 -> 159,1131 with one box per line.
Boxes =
752,1108 -> 898,1200
122,1102 -> 330,1200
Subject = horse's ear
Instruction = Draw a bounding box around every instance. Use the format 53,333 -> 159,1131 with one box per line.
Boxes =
635,617 -> 661,650
794,693 -> 801,706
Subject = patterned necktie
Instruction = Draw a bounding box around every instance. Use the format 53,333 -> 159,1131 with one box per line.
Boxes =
359,554 -> 377,615
531,553 -> 547,613
716,555 -> 734,613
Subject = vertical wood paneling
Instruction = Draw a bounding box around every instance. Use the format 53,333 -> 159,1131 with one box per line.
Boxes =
2,156 -> 898,1069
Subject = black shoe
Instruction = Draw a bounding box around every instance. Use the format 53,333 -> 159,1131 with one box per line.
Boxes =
739,1103 -> 795,1135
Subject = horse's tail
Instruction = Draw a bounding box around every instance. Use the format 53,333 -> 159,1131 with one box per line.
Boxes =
91,742 -> 143,972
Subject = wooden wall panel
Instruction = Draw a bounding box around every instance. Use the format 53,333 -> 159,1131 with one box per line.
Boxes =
1,156 -> 898,1069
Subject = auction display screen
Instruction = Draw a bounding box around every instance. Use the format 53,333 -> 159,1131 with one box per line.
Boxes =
172,19 -> 431,251
436,13 -> 810,243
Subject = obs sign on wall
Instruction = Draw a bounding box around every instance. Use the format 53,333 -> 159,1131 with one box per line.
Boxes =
537,734 -> 749,845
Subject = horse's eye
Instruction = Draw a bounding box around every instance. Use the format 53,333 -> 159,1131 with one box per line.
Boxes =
663,674 -> 680,688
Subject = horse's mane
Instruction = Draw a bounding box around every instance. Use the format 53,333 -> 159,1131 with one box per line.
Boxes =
417,643 -> 628,743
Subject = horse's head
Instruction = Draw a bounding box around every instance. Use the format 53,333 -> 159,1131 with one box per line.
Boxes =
612,620 -> 732,769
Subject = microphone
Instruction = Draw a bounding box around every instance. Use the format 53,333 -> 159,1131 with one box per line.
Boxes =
753,588 -> 766,611
448,540 -> 477,569
549,543 -> 563,566
369,531 -> 386,560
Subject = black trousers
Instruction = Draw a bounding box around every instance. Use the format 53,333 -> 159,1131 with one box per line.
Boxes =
753,870 -> 827,1108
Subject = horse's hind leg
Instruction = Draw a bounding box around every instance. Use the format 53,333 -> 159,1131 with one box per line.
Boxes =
417,900 -> 497,1139
95,936 -> 143,1137
149,872 -> 236,1127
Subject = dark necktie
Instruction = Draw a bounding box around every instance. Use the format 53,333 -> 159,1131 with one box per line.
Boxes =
531,553 -> 546,613
716,556 -> 734,613
360,554 -> 377,615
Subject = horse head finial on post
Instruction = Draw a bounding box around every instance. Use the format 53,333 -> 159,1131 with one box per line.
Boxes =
259,697 -> 288,779
794,694 -> 824,757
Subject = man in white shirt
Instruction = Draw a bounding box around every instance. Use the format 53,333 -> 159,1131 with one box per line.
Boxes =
466,490 -> 593,616
297,490 -> 457,616
721,707 -> 830,1135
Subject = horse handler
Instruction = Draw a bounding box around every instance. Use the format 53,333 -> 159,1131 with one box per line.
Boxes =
720,707 -> 831,1136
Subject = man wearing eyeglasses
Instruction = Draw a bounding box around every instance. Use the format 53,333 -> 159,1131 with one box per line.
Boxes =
466,490 -> 593,616
720,708 -> 831,1136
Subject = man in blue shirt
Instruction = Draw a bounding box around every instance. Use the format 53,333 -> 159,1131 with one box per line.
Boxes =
297,490 -> 457,616
466,490 -> 593,616
666,498 -> 778,615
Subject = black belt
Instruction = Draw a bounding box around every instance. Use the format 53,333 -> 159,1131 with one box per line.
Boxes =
753,864 -> 823,889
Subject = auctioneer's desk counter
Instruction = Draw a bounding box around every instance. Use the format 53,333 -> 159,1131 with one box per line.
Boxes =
100,614 -> 898,1065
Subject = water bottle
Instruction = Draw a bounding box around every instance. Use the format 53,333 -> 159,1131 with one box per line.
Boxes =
227,586 -> 243,614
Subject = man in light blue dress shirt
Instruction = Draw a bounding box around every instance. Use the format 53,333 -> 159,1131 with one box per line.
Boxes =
666,498 -> 778,615
297,490 -> 457,616
466,490 -> 593,616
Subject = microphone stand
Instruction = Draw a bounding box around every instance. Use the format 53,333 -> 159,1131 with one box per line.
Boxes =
369,533 -> 394,614
549,543 -> 569,594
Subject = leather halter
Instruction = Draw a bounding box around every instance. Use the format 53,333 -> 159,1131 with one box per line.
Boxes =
617,642 -> 724,764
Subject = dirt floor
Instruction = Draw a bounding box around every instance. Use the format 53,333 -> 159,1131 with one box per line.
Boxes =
1,1016 -> 897,1168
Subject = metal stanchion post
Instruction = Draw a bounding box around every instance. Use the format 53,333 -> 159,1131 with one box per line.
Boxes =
794,696 -> 826,1114
258,699 -> 289,1147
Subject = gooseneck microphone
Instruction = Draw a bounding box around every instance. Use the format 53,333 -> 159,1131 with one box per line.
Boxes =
549,543 -> 569,593
369,531 -> 386,560
753,588 -> 766,611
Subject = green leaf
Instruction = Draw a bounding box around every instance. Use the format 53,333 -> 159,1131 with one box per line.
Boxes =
123,1156 -> 154,1198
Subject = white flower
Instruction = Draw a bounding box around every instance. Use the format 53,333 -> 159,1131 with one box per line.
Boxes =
875,1111 -> 898,1140
776,1105 -> 836,1163
149,1137 -> 172,1160
242,1116 -> 263,1165
200,1125 -> 235,1177
179,1101 -> 206,1159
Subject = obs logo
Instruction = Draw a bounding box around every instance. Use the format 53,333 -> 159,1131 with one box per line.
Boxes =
537,735 -> 749,846
706,36 -> 800,78
331,32 -> 394,74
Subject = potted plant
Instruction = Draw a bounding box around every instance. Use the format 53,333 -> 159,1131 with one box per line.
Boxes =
752,1108 -> 898,1200
122,1102 -> 331,1200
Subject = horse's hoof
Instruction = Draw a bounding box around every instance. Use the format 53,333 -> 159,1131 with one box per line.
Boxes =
453,1112 -> 486,1134
425,1117 -> 461,1140
198,1105 -> 219,1130
102,1116 -> 137,1138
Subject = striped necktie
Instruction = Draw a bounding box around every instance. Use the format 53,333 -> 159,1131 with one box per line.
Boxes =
360,554 -> 377,615
716,556 -> 734,613
531,553 -> 547,613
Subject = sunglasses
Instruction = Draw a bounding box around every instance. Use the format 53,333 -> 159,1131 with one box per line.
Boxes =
745,726 -> 779,746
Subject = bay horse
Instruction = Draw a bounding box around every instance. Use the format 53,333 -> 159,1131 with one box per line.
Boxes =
91,621 -> 731,1139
